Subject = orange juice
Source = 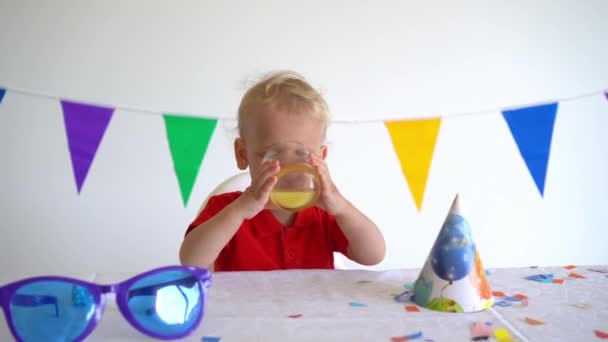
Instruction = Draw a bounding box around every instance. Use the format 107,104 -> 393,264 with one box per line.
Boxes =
270,189 -> 318,210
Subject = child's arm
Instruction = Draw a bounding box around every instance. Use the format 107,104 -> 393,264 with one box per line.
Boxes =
179,160 -> 280,269
310,154 -> 386,266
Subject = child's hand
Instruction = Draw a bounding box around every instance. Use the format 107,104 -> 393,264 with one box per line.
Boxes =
309,153 -> 349,216
236,160 -> 279,219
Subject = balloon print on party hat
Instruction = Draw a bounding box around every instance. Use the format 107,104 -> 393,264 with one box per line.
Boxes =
412,194 -> 493,312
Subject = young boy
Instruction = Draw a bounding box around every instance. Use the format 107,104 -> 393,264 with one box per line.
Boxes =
179,71 -> 385,271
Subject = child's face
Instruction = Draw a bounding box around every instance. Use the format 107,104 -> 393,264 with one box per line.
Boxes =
234,107 -> 327,178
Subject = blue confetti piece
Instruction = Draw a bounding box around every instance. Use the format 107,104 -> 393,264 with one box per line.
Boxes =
485,269 -> 492,276
494,301 -> 511,307
407,331 -> 424,339
202,337 -> 220,342
394,290 -> 412,303
485,321 -> 493,326
504,296 -> 522,302
349,301 -> 368,307
525,274 -> 554,283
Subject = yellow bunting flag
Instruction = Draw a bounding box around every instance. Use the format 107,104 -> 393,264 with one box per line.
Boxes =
385,118 -> 441,211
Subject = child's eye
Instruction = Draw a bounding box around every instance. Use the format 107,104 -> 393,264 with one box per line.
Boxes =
295,149 -> 310,157
263,150 -> 280,161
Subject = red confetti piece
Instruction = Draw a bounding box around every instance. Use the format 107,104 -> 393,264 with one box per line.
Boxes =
405,305 -> 421,312
492,291 -> 506,297
564,265 -> 577,270
569,272 -> 586,279
595,330 -> 608,339
287,314 -> 302,318
553,279 -> 564,284
525,317 -> 545,325
513,294 -> 528,300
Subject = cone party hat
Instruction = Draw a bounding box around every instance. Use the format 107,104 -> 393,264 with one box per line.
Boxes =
412,194 -> 493,312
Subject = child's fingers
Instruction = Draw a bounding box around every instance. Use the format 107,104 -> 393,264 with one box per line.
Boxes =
309,154 -> 331,190
260,175 -> 278,196
253,161 -> 279,187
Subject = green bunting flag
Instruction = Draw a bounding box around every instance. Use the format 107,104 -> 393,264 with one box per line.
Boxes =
164,115 -> 218,207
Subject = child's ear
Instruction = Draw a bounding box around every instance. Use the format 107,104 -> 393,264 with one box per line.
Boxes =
320,145 -> 328,160
234,138 -> 249,170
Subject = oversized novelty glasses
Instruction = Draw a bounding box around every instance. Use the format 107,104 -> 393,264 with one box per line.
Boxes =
0,265 -> 211,341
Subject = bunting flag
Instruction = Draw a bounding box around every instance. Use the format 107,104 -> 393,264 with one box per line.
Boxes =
1,83 -> 606,208
385,118 -> 441,211
61,100 -> 115,194
502,103 -> 558,197
164,114 -> 218,207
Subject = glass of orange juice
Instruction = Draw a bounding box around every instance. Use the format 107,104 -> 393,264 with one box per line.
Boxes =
263,142 -> 321,211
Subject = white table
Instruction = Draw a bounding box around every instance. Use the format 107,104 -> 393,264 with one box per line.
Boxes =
1,266 -> 607,341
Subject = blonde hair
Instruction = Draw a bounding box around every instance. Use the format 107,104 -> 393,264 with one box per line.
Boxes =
237,71 -> 330,138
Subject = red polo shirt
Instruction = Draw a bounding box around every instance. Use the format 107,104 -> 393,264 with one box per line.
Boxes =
185,192 -> 349,271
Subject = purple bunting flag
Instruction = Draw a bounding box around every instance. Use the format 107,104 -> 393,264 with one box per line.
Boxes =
61,100 -> 114,193
502,103 -> 558,196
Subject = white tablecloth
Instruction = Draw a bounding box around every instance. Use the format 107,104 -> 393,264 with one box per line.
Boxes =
1,266 -> 607,341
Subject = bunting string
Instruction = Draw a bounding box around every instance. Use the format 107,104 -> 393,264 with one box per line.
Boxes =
0,84 -> 606,122
0,83 -> 606,209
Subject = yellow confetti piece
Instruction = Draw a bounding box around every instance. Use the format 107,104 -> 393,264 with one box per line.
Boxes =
494,328 -> 514,342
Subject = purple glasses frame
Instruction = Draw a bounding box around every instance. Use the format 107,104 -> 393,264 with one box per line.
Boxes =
0,265 -> 212,341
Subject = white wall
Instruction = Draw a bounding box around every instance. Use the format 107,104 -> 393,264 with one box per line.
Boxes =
1,0 -> 607,275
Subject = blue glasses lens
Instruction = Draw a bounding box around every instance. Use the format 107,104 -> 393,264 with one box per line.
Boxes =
127,270 -> 203,337
10,281 -> 95,342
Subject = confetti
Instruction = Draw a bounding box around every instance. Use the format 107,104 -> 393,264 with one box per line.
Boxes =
394,290 -> 412,303
513,294 -> 528,301
494,328 -> 514,342
595,330 -> 608,339
492,291 -> 506,297
485,269 -> 493,276
287,314 -> 302,318
202,337 -> 221,342
405,305 -> 420,312
525,274 -> 554,283
391,331 -> 424,341
564,265 -> 577,270
494,301 -> 511,307
525,317 -> 545,325
552,278 -> 564,284
357,280 -> 372,284
568,272 -> 586,279
504,296 -> 522,302
570,303 -> 592,310
349,301 -> 368,307
471,321 -> 494,340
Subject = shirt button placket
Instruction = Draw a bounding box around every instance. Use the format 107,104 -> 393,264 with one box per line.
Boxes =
283,228 -> 297,267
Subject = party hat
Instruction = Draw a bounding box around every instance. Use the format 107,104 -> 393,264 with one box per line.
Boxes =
412,194 -> 493,312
